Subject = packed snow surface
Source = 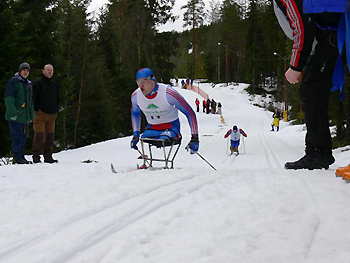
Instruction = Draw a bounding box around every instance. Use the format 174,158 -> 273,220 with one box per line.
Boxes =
1,82 -> 350,263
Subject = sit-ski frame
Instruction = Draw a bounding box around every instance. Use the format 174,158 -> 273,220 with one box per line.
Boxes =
140,138 -> 181,169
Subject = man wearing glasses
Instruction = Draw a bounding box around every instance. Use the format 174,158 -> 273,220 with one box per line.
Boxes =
130,68 -> 199,154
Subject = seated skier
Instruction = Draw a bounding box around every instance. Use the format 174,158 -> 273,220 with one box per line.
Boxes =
224,125 -> 247,155
130,68 -> 199,155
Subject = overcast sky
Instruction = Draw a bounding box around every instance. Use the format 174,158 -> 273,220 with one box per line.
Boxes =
88,0 -> 216,32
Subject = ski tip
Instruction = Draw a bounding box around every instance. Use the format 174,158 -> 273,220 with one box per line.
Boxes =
111,163 -> 117,173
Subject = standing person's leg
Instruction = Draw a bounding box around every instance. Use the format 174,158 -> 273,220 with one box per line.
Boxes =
43,113 -> 58,163
285,31 -> 338,170
230,140 -> 234,154
32,111 -> 46,163
303,33 -> 337,164
234,140 -> 240,153
21,123 -> 29,160
9,121 -> 28,164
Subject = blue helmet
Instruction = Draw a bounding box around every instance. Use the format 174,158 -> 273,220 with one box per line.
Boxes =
233,125 -> 238,132
136,68 -> 155,81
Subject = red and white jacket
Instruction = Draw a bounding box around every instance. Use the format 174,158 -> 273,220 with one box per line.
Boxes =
224,128 -> 247,141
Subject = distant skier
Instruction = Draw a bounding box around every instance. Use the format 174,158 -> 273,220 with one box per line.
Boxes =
175,76 -> 179,86
224,125 -> 247,155
181,79 -> 185,88
217,102 -> 222,115
130,68 -> 199,155
195,98 -> 200,112
271,110 -> 281,131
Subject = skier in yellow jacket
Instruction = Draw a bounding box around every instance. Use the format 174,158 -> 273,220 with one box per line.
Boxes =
271,110 -> 281,132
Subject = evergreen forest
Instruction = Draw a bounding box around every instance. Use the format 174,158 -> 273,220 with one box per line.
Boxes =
0,0 -> 349,158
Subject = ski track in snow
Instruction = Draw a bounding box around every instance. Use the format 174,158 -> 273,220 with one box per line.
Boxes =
0,171 -> 220,262
1,82 -> 350,263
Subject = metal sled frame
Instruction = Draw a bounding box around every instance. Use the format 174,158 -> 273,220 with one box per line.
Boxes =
140,137 -> 182,169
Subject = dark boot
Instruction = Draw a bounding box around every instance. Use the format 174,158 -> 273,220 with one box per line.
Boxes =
230,146 -> 233,155
44,133 -> 58,163
32,132 -> 44,163
13,158 -> 32,164
284,152 -> 329,170
271,125 -> 274,131
44,158 -> 58,164
33,156 -> 41,163
277,126 -> 279,132
324,152 -> 335,165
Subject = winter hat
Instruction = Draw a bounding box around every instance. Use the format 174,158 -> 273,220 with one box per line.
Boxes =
19,62 -> 30,72
136,68 -> 155,81
232,125 -> 238,132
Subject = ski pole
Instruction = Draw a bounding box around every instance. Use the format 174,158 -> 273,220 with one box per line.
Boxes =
242,136 -> 246,154
137,148 -> 151,166
226,137 -> 229,154
196,152 -> 217,171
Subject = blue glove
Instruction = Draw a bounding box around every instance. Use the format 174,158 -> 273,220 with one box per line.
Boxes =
130,131 -> 140,150
186,134 -> 199,154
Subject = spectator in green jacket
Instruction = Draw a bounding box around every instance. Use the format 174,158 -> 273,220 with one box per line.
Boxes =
4,62 -> 34,164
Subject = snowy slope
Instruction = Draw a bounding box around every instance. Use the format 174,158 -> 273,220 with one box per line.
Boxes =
1,82 -> 350,263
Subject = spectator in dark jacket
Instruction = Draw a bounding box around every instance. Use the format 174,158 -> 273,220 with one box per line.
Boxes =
206,98 -> 211,114
32,64 -> 59,164
4,62 -> 34,164
274,0 -> 341,170
211,99 -> 216,114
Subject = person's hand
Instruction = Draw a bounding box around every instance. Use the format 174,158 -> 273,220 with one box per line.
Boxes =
130,131 -> 140,150
285,68 -> 301,84
186,134 -> 199,154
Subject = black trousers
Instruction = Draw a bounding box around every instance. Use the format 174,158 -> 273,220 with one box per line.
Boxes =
301,31 -> 338,157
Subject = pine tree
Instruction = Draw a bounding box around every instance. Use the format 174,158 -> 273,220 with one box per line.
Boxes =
17,0 -> 58,76
220,0 -> 244,83
0,0 -> 36,157
245,0 -> 268,90
182,0 -> 206,79
96,0 -> 178,138
205,0 -> 222,82
52,0 -> 92,149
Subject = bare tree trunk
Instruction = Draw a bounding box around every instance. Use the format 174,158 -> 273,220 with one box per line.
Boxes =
63,43 -> 71,150
192,29 -> 196,79
73,42 -> 87,148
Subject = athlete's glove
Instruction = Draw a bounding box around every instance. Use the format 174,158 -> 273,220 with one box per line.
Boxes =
186,134 -> 199,154
130,131 -> 140,150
